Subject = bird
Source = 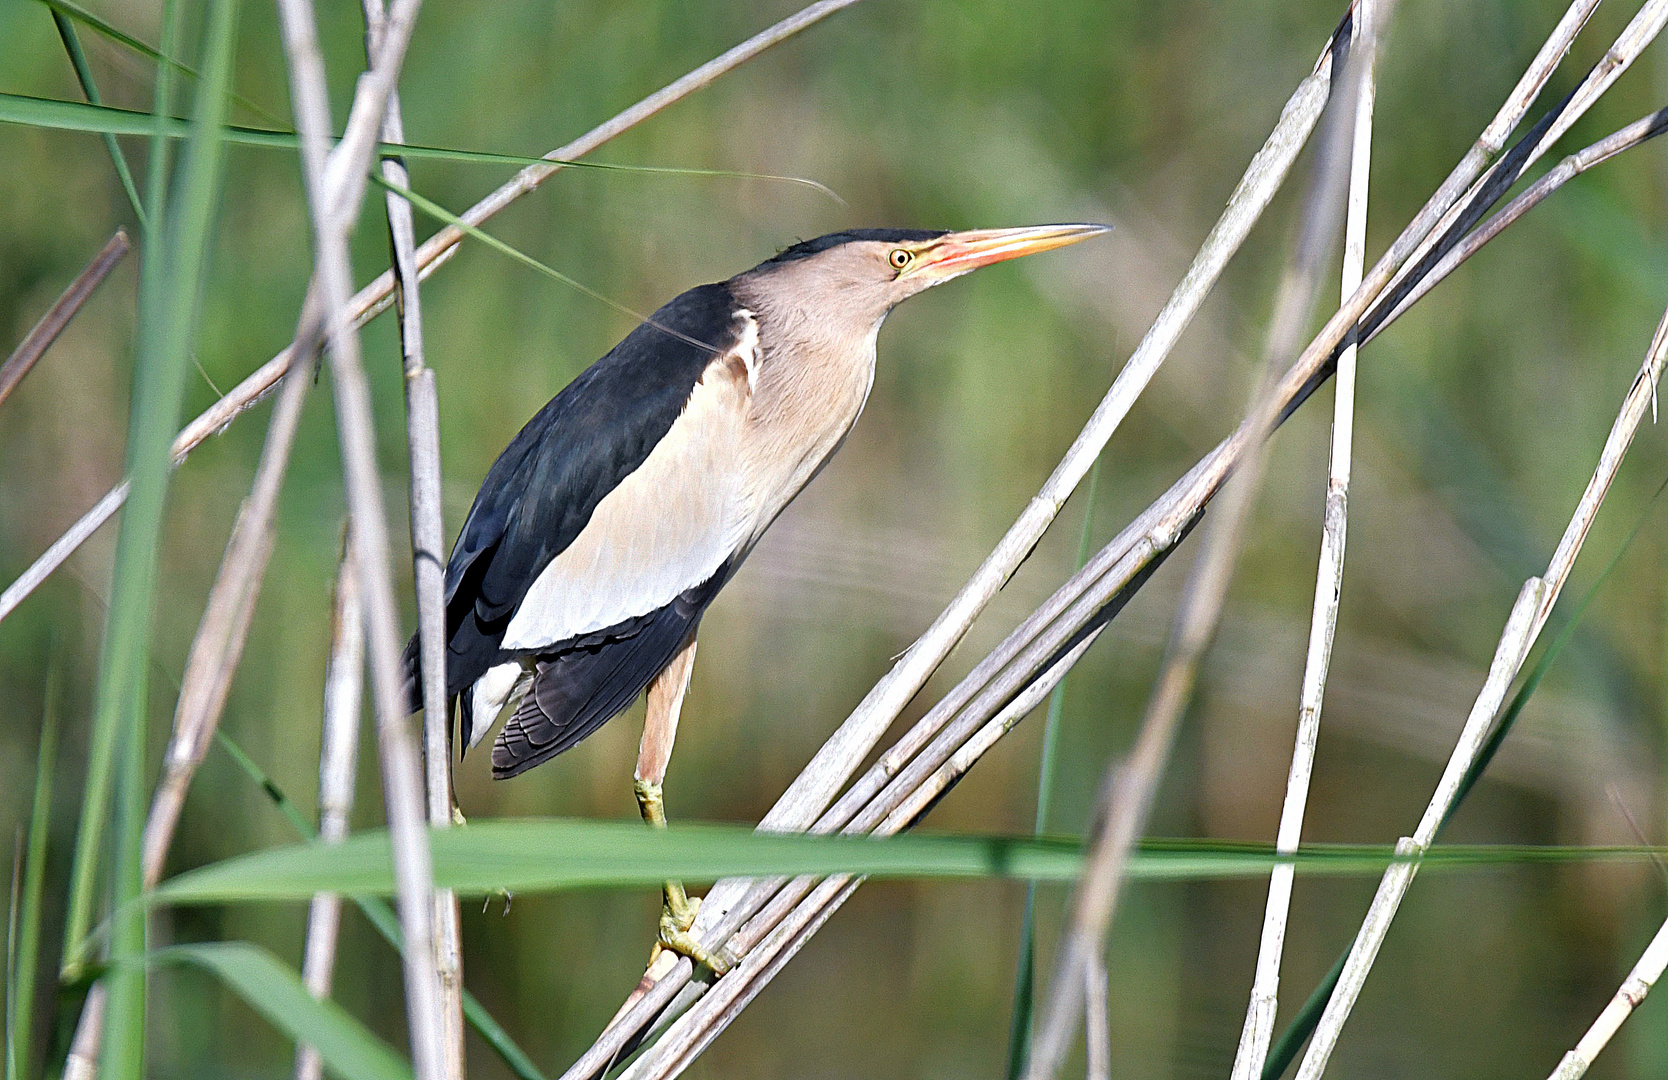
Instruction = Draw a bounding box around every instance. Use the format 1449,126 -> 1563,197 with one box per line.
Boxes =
405,224 -> 1107,967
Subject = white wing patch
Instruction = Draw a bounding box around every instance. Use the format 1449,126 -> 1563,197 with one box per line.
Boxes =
468,661 -> 528,749
733,308 -> 758,393
500,330 -> 755,652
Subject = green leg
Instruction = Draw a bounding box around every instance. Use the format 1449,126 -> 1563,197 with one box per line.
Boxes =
634,777 -> 729,973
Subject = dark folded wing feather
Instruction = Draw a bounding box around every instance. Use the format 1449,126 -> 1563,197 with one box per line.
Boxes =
491,565 -> 730,778
409,282 -> 746,704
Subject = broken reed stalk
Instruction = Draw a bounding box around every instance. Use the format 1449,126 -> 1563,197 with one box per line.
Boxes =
1230,1 -> 1379,1076
0,0 -> 870,628
272,1 -> 450,1079
585,2 -> 1626,1072
1293,293 -> 1668,1078
358,0 -> 465,1066
1545,913 -> 1668,1078
294,548 -> 365,1080
0,228 -> 128,411
1025,4 -> 1376,1072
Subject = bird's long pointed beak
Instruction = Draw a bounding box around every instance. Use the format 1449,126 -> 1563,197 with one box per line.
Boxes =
902,223 -> 1109,280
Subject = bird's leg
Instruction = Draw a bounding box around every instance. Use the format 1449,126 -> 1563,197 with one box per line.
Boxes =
633,634 -> 728,973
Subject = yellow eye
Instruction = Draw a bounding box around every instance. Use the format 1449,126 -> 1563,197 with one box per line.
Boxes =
888,249 -> 913,270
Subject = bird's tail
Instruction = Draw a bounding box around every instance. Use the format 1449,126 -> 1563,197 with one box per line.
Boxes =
491,569 -> 726,778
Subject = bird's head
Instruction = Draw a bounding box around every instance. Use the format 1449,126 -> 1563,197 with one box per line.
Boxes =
734,224 -> 1109,336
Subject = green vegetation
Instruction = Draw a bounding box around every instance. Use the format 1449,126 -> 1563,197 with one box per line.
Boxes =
6,0 -> 1668,1077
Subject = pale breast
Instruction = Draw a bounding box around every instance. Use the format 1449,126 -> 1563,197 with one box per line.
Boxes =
733,323 -> 880,548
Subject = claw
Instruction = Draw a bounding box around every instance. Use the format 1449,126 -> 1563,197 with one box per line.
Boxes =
651,892 -> 730,974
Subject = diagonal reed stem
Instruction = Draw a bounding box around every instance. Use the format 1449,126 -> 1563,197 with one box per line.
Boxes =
582,1 -> 1634,1073
1544,914 -> 1668,1078
0,229 -> 129,412
50,11 -> 146,227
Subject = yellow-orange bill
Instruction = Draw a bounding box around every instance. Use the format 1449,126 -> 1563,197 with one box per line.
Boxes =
905,223 -> 1110,278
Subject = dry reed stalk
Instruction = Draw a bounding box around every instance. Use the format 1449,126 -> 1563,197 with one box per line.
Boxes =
0,229 -> 128,411
1083,955 -> 1109,1080
656,30 -> 1352,1021
1292,291 -> 1668,1077
294,548 -> 365,1080
696,19 -> 1347,873
1369,103 -> 1668,337
357,0 -> 464,1065
1229,1 -> 1379,1075
1023,6 -> 1377,1072
62,0 -> 430,1069
1544,915 -> 1668,1078
580,2 -> 1623,1071
0,0 -> 870,628
62,452 -> 289,1079
1289,5 -> 1668,1074
272,1 -> 449,1078
140,358 -> 311,885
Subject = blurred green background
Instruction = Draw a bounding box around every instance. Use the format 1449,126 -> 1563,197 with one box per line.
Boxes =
7,0 -> 1668,1075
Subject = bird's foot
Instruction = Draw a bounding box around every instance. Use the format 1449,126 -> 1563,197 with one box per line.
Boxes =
648,891 -> 730,975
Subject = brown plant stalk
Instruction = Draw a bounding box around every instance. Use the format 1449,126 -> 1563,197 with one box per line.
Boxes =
0,229 -> 129,412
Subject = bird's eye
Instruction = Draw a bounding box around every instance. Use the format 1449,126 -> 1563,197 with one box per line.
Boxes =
888,249 -> 913,270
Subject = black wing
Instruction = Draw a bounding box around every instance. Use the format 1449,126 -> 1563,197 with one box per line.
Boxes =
403,281 -> 744,705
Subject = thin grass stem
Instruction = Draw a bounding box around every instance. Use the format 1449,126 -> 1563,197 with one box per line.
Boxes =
0,229 -> 128,413
34,0 -> 285,126
6,834 -> 19,1080
50,12 -> 145,226
10,669 -> 60,1080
